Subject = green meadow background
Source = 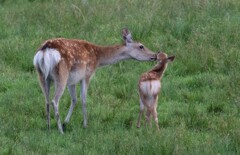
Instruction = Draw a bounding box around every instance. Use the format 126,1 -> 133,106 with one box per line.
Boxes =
0,0 -> 239,154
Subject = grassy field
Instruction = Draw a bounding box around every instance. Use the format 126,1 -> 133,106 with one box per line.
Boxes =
0,0 -> 240,154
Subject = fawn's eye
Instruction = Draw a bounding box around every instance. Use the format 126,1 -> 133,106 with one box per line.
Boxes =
139,45 -> 144,49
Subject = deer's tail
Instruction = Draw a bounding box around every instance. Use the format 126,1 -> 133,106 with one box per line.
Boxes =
33,48 -> 61,79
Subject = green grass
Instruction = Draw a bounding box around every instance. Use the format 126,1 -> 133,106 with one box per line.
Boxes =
0,0 -> 240,154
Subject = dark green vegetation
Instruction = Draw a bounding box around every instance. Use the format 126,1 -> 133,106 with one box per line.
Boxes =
0,0 -> 239,154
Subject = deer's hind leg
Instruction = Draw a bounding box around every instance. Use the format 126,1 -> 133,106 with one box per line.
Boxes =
63,84 -> 77,130
137,97 -> 145,128
145,109 -> 152,128
37,71 -> 51,130
153,108 -> 159,131
152,95 -> 160,131
52,62 -> 69,134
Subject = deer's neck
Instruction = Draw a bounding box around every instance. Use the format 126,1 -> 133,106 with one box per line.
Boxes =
150,63 -> 168,80
95,44 -> 131,66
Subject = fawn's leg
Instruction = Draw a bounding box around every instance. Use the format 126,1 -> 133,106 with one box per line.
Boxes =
153,108 -> 159,131
145,109 -> 152,128
63,85 -> 77,127
137,97 -> 145,128
152,96 -> 160,131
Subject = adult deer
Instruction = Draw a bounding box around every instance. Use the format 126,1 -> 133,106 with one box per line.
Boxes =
137,52 -> 175,130
33,28 -> 157,134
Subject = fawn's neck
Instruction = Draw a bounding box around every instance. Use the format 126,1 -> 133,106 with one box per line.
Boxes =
150,62 -> 168,80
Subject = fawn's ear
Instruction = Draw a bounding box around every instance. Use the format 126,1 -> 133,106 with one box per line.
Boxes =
122,28 -> 133,44
167,55 -> 175,62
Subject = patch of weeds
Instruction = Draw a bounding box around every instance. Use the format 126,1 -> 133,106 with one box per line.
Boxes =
207,103 -> 224,114
123,116 -> 134,130
185,103 -> 208,131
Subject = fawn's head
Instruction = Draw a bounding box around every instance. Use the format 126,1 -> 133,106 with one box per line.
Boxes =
156,52 -> 175,64
121,28 -> 157,61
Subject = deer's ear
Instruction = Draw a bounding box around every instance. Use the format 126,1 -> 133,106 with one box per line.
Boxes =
122,28 -> 133,44
167,55 -> 175,62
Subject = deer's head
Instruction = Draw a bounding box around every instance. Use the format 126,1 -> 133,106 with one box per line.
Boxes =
156,52 -> 175,64
121,28 -> 157,61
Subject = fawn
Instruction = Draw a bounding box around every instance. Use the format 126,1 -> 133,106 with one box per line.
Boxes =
33,28 -> 157,133
137,52 -> 175,130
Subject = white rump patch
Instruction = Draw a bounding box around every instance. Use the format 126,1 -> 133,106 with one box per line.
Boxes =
139,80 -> 161,97
33,48 -> 61,79
33,50 -> 43,67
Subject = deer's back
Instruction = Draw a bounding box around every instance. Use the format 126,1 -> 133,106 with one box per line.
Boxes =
38,38 -> 98,70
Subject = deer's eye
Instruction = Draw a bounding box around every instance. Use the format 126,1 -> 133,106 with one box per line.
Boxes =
139,45 -> 144,49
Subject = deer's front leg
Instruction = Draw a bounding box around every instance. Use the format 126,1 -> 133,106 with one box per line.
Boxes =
81,78 -> 90,128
